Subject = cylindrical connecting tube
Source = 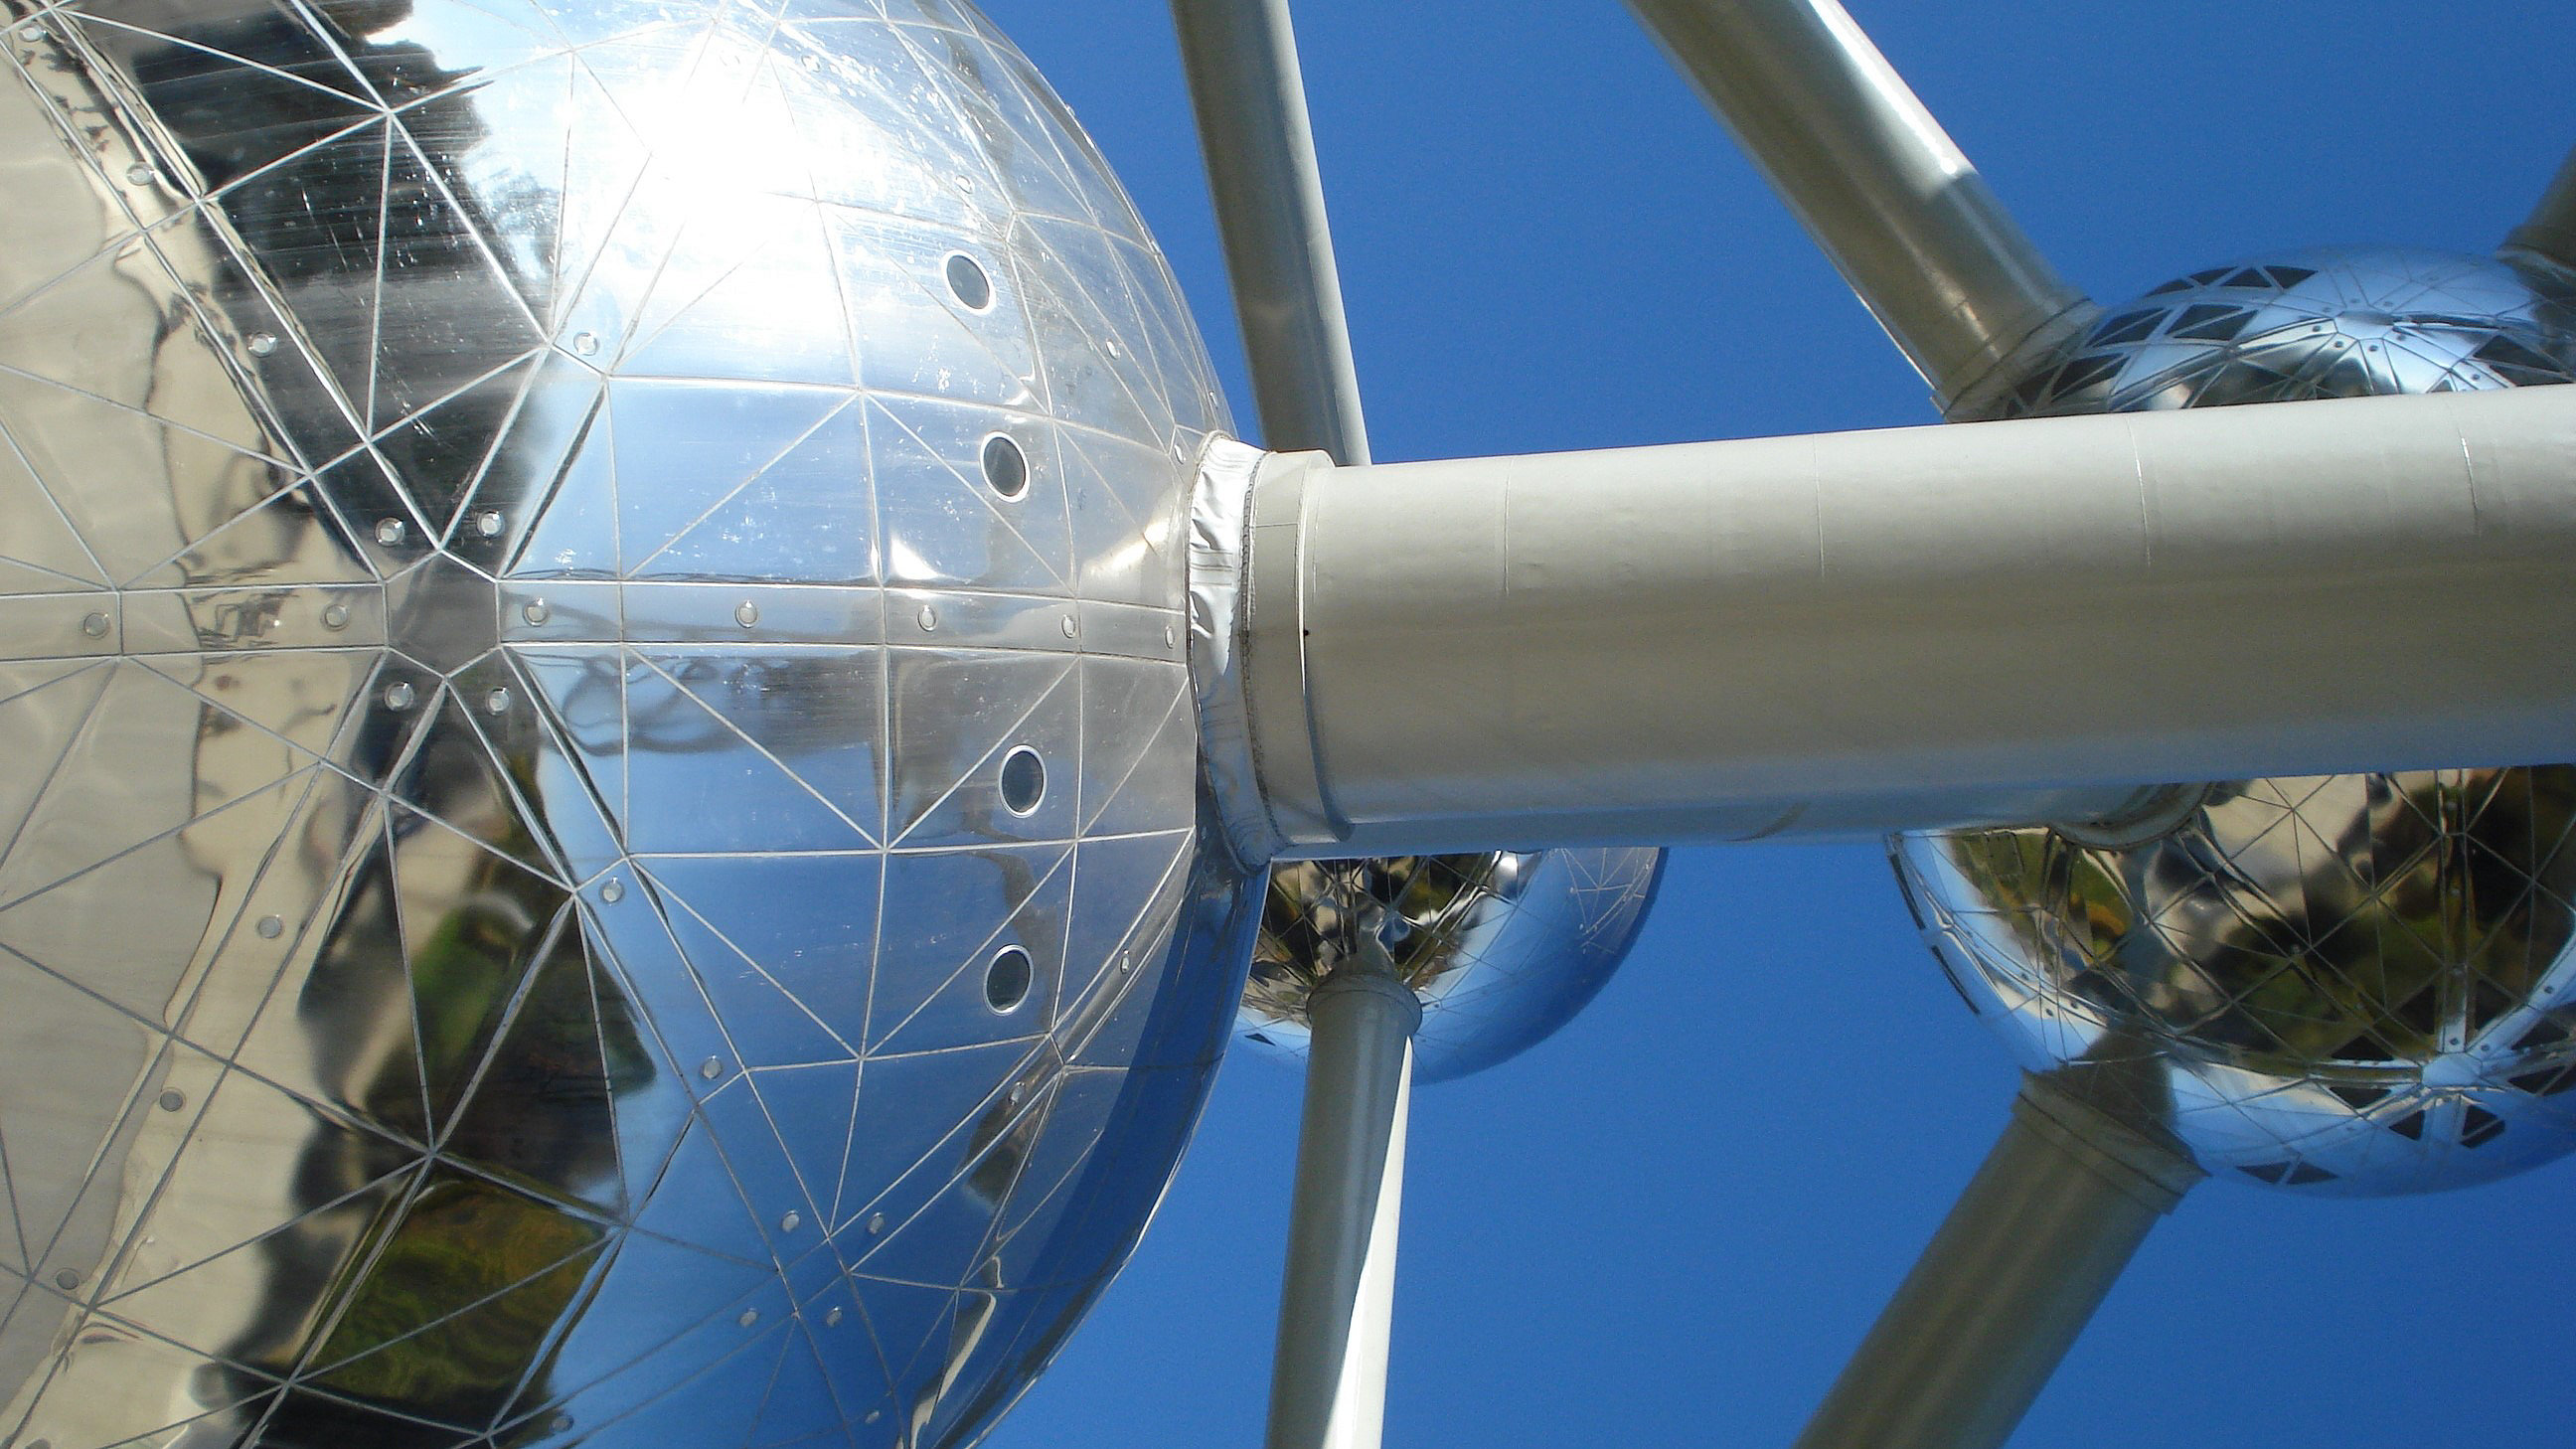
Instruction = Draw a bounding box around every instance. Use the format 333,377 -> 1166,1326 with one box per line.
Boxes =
1233,385 -> 2576,857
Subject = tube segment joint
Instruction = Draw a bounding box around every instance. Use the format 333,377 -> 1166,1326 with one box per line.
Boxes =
1241,446 -> 1346,851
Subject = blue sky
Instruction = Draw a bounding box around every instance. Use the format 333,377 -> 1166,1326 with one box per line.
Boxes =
972,2 -> 2576,1444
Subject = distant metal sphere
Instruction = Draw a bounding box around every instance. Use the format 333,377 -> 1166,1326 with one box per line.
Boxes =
1898,246 -> 2576,1196
1996,245 -> 2576,413
0,4 -> 1251,1445
1238,850 -> 1664,1082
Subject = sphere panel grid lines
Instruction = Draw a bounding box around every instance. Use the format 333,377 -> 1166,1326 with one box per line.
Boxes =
0,2 -> 1255,1446
1898,247 -> 2576,1197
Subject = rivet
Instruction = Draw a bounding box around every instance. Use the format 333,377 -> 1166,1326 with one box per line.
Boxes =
256,914 -> 284,939
52,1269 -> 79,1291
571,331 -> 601,357
865,1410 -> 882,1425
382,681 -> 416,712
1164,625 -> 1177,650
522,599 -> 552,625
1059,614 -> 1077,639
779,1211 -> 801,1233
917,604 -> 937,632
321,602 -> 351,630
246,333 -> 279,357
734,600 -> 760,629
600,879 -> 625,904
824,1306 -> 844,1327
18,25 -> 48,43
551,1416 -> 573,1435
1104,337 -> 1122,358
867,1212 -> 885,1235
484,687 -> 512,716
124,163 -> 154,186
80,612 -> 109,639
737,1309 -> 759,1328
700,1056 -> 724,1080
157,1090 -> 185,1112
374,518 -> 406,547
473,509 -> 505,538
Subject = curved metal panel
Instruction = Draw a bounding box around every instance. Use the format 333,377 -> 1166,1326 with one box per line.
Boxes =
1238,849 -> 1664,1082
1897,247 -> 2576,1196
0,3 -> 1253,1444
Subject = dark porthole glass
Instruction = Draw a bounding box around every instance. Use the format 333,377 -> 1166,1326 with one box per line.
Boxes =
982,433 -> 1029,499
986,946 -> 1034,1013
1000,746 -> 1045,815
945,251 -> 994,310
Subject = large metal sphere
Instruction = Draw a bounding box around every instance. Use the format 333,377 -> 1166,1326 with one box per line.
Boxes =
0,3 -> 1255,1445
1238,850 -> 1664,1082
1897,247 -> 2576,1196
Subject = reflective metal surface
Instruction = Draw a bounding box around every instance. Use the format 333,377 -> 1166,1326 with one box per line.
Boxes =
1238,850 -> 1664,1082
1897,247 -> 2576,1195
0,2 -> 1255,1444
1989,246 -> 2576,412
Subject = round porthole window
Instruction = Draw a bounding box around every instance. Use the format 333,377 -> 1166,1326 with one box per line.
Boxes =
982,433 -> 1029,500
1000,746 -> 1045,815
985,946 -> 1034,1013
944,251 -> 994,311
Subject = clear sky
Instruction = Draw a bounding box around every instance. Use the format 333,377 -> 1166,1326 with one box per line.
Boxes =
971,2 -> 2576,1444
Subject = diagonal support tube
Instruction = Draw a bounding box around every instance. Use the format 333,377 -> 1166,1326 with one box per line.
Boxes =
1221,385 -> 2576,857
1623,0 -> 2093,415
2503,143 -> 2576,275
1792,1072 -> 2201,1449
1171,0 -> 1371,463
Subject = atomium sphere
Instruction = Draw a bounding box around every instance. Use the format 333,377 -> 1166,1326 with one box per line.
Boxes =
1896,246 -> 2576,1196
0,3 -> 1257,1446
1237,850 -> 1664,1082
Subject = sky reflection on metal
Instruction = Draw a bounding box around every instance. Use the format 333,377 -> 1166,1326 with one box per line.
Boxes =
983,3 -> 2576,1445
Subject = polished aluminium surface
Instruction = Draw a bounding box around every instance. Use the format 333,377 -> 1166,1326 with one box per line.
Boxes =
1895,250 -> 2576,1196
0,3 -> 1259,1446
1983,247 -> 2576,415
1792,1073 -> 2199,1449
1263,942 -> 1415,1449
1621,0 -> 2095,416
1239,850 -> 1664,1082
1234,385 -> 2576,858
2504,144 -> 2576,273
1897,250 -> 2576,1197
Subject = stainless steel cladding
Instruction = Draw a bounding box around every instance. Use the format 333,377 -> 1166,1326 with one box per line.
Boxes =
0,2 -> 1256,1444
1896,247 -> 2576,1196
1238,850 -> 1664,1082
